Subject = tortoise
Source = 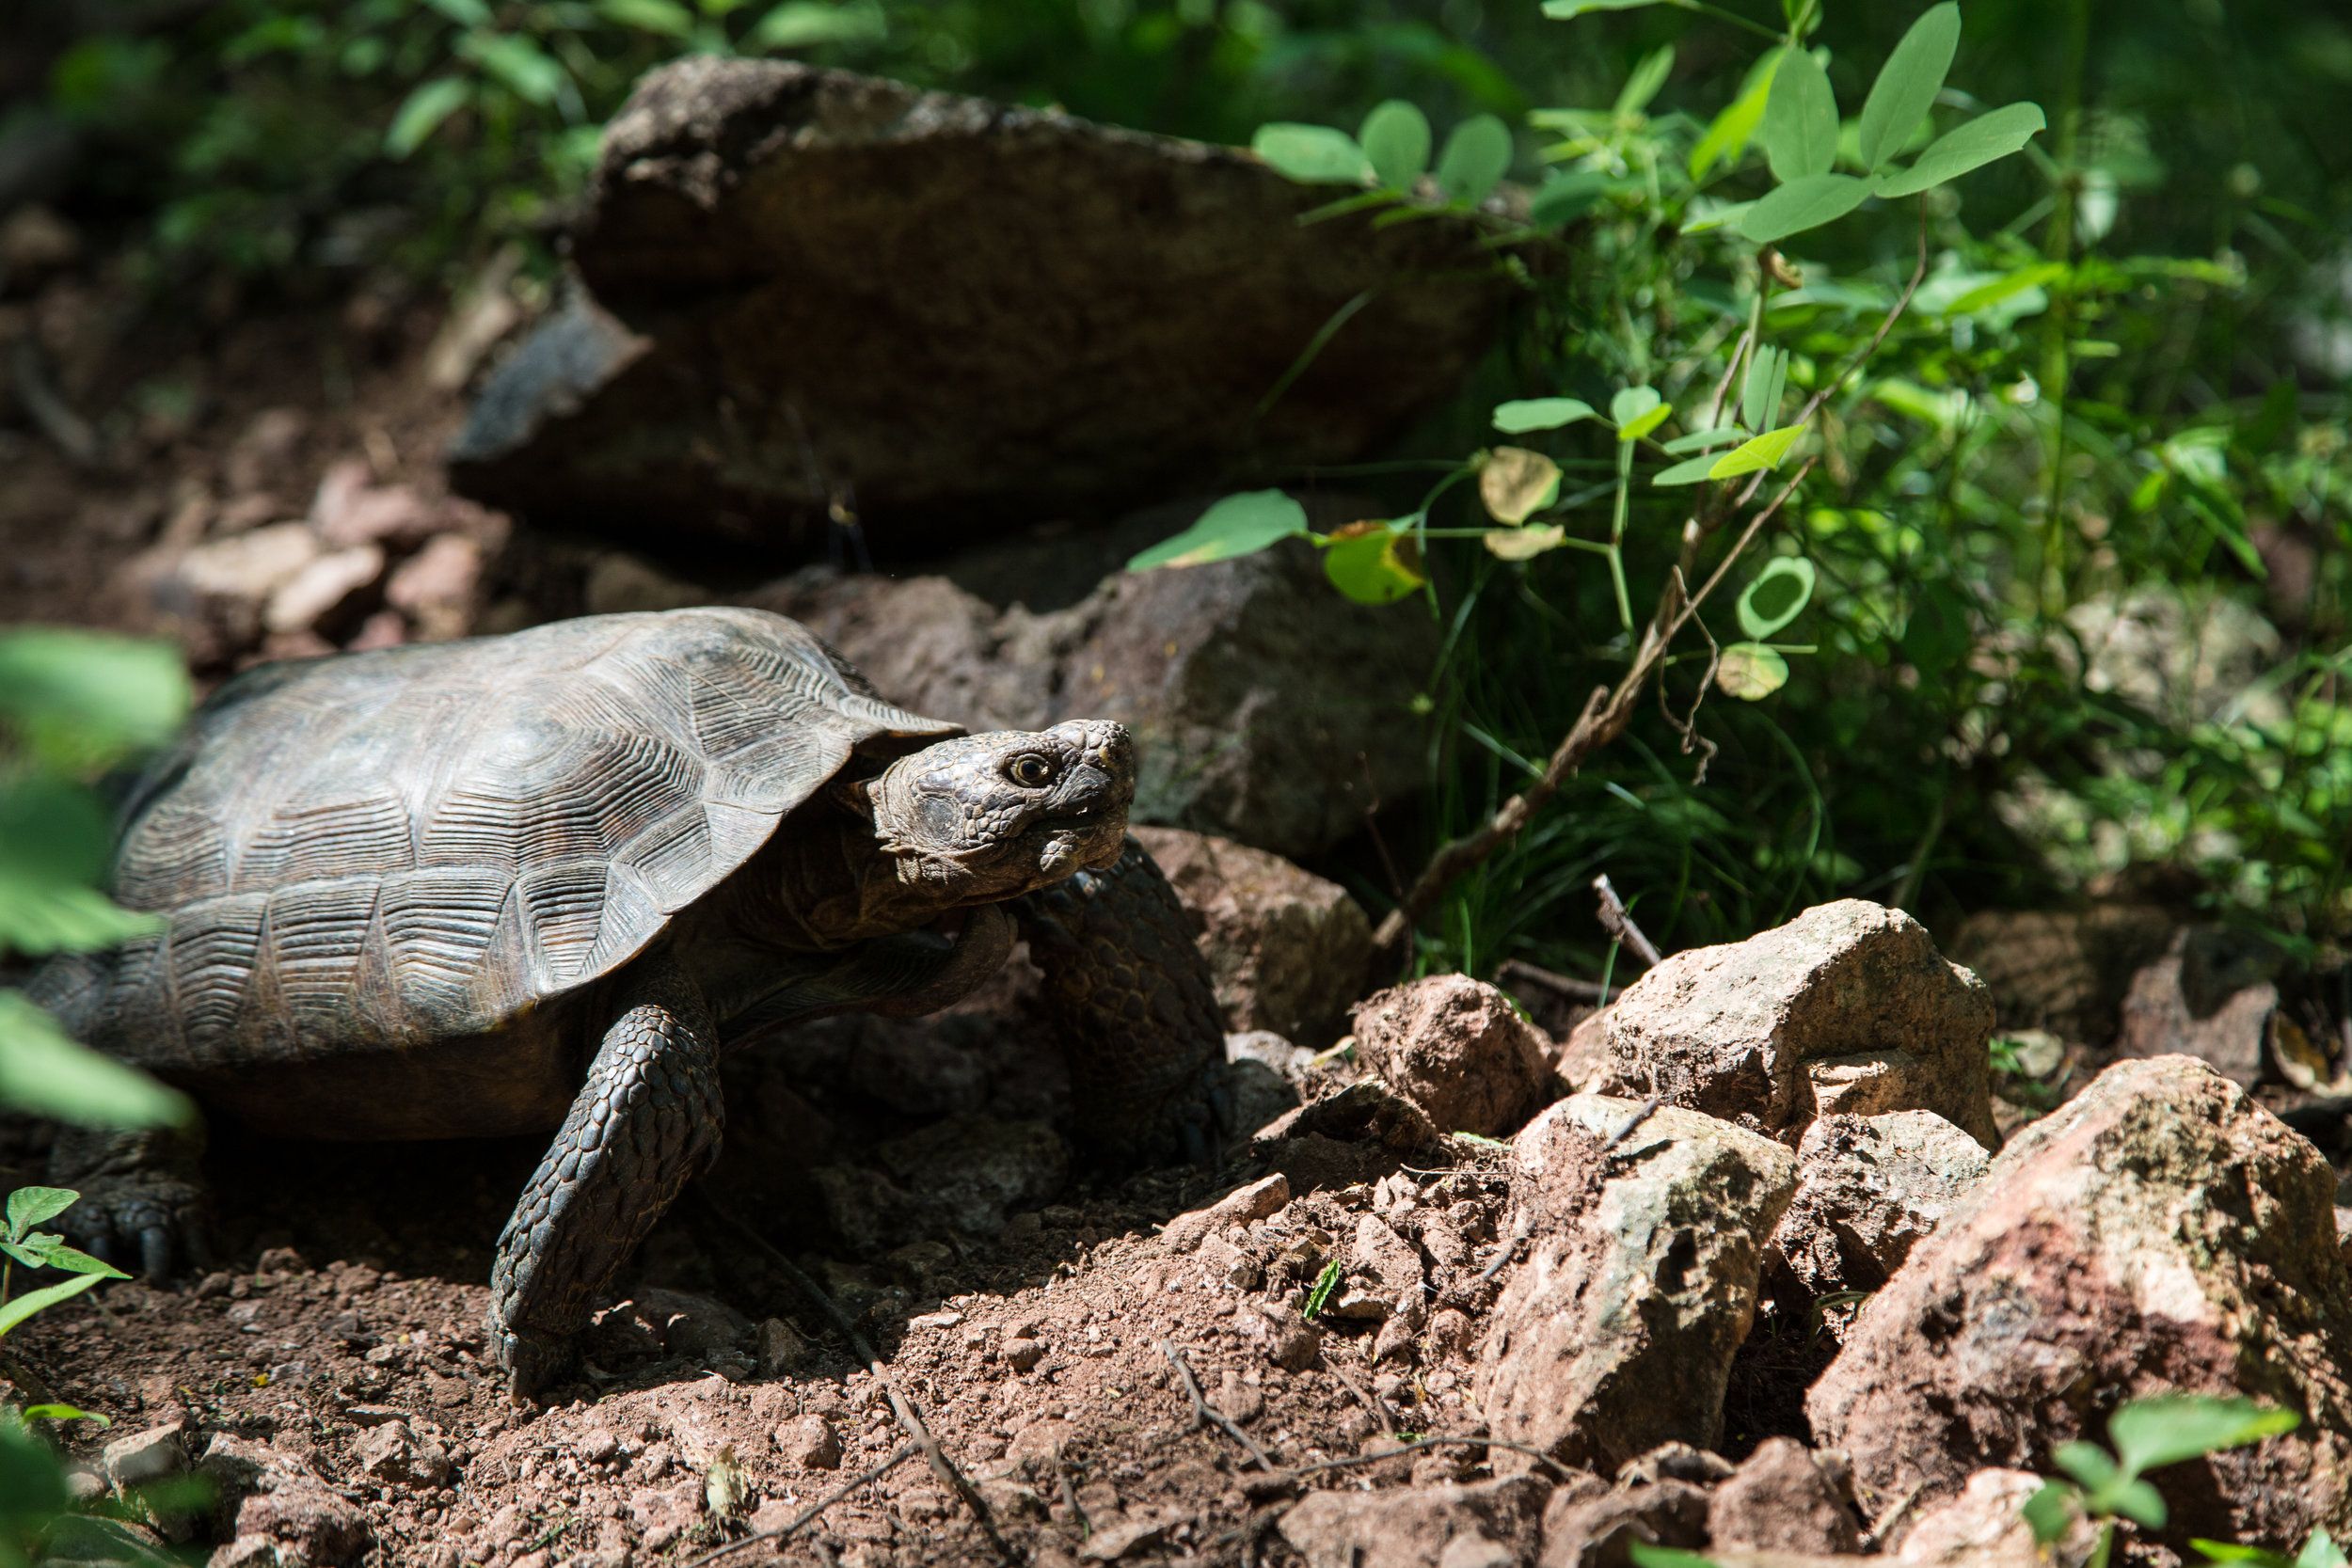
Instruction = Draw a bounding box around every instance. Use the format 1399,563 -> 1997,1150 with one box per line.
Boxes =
31,607 -> 1226,1395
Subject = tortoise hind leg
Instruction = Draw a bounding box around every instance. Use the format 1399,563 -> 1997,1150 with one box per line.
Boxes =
488,955 -> 723,1399
48,1123 -> 211,1280
1017,836 -> 1231,1166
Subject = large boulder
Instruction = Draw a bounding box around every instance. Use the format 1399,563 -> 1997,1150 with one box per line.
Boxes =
1478,1095 -> 1798,1472
1133,826 -> 1374,1047
1769,1110 -> 1991,1300
1352,974 -> 1554,1137
743,515 -> 1434,858
1601,900 -> 1999,1148
1807,1054 -> 2352,1546
450,58 -> 1524,557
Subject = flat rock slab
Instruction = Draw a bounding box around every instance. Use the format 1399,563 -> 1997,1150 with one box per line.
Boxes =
1808,1053 -> 2352,1547
451,58 -> 1524,557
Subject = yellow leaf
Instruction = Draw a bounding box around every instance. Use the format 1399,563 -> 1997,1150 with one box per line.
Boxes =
1480,448 -> 1562,524
1484,525 -> 1566,561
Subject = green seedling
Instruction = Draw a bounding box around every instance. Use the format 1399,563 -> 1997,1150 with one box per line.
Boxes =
2024,1393 -> 2302,1568
1302,1260 -> 1343,1322
1,1188 -> 129,1342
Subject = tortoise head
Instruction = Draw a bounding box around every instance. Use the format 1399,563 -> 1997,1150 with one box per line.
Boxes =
860,721 -> 1135,901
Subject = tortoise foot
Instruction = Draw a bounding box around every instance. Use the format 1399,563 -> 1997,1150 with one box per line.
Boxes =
495,1324 -> 580,1404
47,1126 -> 212,1279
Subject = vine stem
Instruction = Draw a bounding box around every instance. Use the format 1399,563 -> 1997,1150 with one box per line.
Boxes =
1366,200 -> 1935,969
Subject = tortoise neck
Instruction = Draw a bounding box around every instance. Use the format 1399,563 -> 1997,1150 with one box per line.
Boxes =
730,799 -> 952,951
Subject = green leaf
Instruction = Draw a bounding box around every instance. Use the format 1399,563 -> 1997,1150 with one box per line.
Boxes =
0,1269 -> 104,1338
1614,45 -> 1676,118
1691,50 -> 1783,179
1651,455 -> 1721,487
456,32 -> 567,106
1529,170 -> 1614,229
1435,114 -> 1512,205
1541,0 -> 1669,16
39,1243 -> 129,1280
1127,492 -> 1309,571
1858,4 -> 1960,171
423,0 -> 494,24
0,992 -> 194,1130
2108,1395 -> 2301,1478
2104,1479 -> 2169,1530
1617,403 -> 1674,443
1760,47 -> 1837,182
741,0 -> 886,51
596,0 -> 697,35
1628,1547 -> 1723,1568
0,629 -> 190,766
1359,101 -> 1432,191
1322,527 -> 1426,606
1662,428 -> 1744,453
1708,423 -> 1807,477
1302,1259 -> 1343,1320
2190,1541 -> 2291,1567
1493,398 -> 1597,434
1609,386 -> 1662,426
2022,1482 -> 2081,1546
1871,102 -> 2047,197
1740,173 -> 1869,243
6,1186 -> 76,1241
2053,1440 -> 2122,1491
1251,123 -> 1371,185
1480,449 -> 1563,524
21,1403 -> 109,1427
0,1419 -> 72,1519
1717,643 -> 1789,700
0,773 -> 161,959
1741,345 -> 1789,432
1738,557 -> 1817,639
2298,1531 -> 2350,1568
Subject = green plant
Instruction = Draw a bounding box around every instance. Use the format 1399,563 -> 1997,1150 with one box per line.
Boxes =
1302,1259 -> 1343,1321
2022,1394 -> 2307,1568
0,1191 -> 129,1346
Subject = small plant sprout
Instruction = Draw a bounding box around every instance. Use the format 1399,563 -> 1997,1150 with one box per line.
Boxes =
1302,1259 -> 1343,1322
0,1187 -> 129,1344
2023,1394 -> 2304,1568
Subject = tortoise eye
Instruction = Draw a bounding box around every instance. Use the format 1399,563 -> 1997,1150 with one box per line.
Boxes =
1008,754 -> 1056,788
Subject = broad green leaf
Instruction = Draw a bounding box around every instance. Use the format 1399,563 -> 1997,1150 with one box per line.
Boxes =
1871,102 -> 2047,198
1737,557 -> 1817,638
40,1243 -> 129,1280
1691,50 -> 1783,179
2052,1440 -> 2122,1491
456,32 -> 567,106
1609,386 -> 1662,426
1480,449 -> 1563,524
1541,0 -> 1669,16
2103,1478 -> 2168,1530
21,1403 -> 109,1427
1493,398 -> 1597,434
1359,101 -> 1432,190
0,1269 -> 105,1338
1652,455 -> 1720,487
6,1186 -> 76,1241
742,0 -> 885,48
1740,173 -> 1869,244
2021,1482 -> 2080,1546
596,0 -> 697,35
0,1419 -> 71,1517
1661,428 -> 1744,453
0,629 -> 190,764
1717,643 -> 1789,700
384,75 -> 469,158
1614,45 -> 1676,118
1485,525 -> 1565,561
423,0 -> 493,24
1127,491 -> 1309,570
1322,527 -> 1426,606
2,1241 -> 45,1269
0,773 -> 155,958
1435,115 -> 1513,205
2189,1542 -> 2289,1566
2298,1531 -> 2350,1568
1250,123 -> 1371,184
2108,1394 -> 2301,1478
1708,423 -> 1807,478
1530,170 -> 1614,229
1858,4 -> 1960,171
1759,47 -> 1836,182
0,992 -> 194,1129
1741,345 -> 1789,432
1617,403 -> 1674,443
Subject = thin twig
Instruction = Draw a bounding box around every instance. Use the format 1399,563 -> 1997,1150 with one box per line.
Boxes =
1160,1339 -> 1275,1471
695,1193 -> 1020,1567
1592,875 -> 1662,968
1279,1433 -> 1581,1485
1602,1097 -> 1663,1152
8,339 -> 99,466
1324,1354 -> 1395,1436
1474,1210 -> 1533,1286
1054,1454 -> 1089,1538
675,1441 -> 920,1568
1494,958 -> 1608,1002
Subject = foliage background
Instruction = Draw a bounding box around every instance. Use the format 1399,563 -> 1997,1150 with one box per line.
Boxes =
3,0 -> 2347,984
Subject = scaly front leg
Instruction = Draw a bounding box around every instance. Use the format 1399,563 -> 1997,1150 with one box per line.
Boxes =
1018,836 -> 1230,1166
488,954 -> 722,1399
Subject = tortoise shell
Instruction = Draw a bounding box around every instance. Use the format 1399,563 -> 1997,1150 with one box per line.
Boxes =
69,609 -> 956,1069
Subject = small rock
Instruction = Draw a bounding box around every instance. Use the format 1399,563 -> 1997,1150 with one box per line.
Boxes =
2112,925 -> 2282,1088
265,544 -> 383,636
1132,826 -> 1375,1047
1264,1317 -> 1321,1373
231,1476 -> 370,1566
1078,1516 -> 1167,1561
311,469 -> 439,550
103,1420 -> 189,1491
755,1317 -> 812,1376
1349,1212 -> 1425,1312
1161,1173 -> 1291,1253
351,1420 -> 453,1488
1809,1053 -> 2352,1545
1705,1437 -> 1861,1556
1478,1095 -> 1797,1472
1003,1337 -> 1047,1373
384,533 -> 484,641
1601,898 -> 1999,1147
1897,1466 -> 2097,1566
1279,1476 -> 1548,1568
152,521 -> 323,652
1352,974 -> 1554,1137
1770,1110 -> 1992,1299
1538,1473 -> 1713,1568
